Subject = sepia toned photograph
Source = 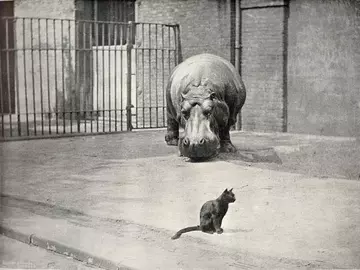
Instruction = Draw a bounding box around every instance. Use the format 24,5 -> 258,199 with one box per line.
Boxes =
0,0 -> 359,269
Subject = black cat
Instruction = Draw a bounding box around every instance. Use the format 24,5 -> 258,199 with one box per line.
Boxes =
171,188 -> 236,240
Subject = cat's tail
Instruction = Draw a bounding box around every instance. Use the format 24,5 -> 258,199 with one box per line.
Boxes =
171,225 -> 200,240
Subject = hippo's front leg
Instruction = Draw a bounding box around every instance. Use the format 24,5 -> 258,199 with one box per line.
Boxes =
165,115 -> 179,146
215,103 -> 237,153
219,118 -> 237,153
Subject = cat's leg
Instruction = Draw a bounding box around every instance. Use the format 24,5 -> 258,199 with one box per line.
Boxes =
200,219 -> 215,234
212,216 -> 224,234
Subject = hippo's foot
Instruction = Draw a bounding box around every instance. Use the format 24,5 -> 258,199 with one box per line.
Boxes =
220,140 -> 237,153
165,132 -> 179,146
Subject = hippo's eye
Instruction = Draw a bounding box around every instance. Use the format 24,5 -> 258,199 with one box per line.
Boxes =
204,111 -> 212,118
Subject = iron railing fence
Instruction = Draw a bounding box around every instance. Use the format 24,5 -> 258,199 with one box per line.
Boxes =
134,22 -> 181,130
0,16 -> 180,141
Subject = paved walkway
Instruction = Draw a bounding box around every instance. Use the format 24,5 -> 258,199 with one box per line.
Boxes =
1,130 -> 360,269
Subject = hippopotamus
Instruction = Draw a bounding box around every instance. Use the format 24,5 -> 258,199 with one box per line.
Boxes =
165,53 -> 246,160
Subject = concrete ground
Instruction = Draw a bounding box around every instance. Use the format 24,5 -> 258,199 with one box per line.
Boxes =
0,130 -> 360,269
0,235 -> 101,269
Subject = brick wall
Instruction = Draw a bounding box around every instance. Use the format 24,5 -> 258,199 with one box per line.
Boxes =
136,0 -> 288,132
287,0 -> 360,137
136,0 -> 231,62
239,0 -> 287,132
15,0 -> 75,19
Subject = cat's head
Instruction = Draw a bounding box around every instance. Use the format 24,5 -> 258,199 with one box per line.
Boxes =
222,188 -> 236,203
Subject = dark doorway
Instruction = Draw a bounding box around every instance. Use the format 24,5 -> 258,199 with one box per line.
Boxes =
92,0 -> 136,45
0,0 -> 15,114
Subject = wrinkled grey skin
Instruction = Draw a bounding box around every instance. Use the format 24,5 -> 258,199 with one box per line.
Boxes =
165,53 -> 246,160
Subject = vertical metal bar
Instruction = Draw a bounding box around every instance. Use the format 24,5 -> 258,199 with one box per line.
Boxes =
62,20 -> 66,133
121,0 -> 125,23
175,24 -> 182,64
0,22 -> 4,138
95,21 -> 99,133
161,25 -> 165,127
75,21 -> 80,134
167,26 -> 171,94
6,19 -> 13,136
30,18 -> 36,135
282,0 -> 289,132
59,20 -> 65,134
94,0 -> 98,22
14,18 -> 21,136
173,26 -> 178,66
102,23 -> 105,132
148,24 -> 151,128
230,0 -> 236,66
135,24 -> 138,129
69,21 -> 73,133
126,21 -> 134,131
237,0 -> 242,77
54,19 -> 59,134
108,22 -> 111,132
46,19 -> 51,134
83,21 -> 87,133
235,0 -> 242,130
68,20 -> 72,133
73,20 -> 77,134
120,24 -> 123,131
22,18 -> 29,136
94,0 -> 99,132
38,19 -> 44,135
74,20 -> 79,134
114,23 -> 118,131
141,23 -> 144,128
89,22 -> 93,133
155,24 -> 158,128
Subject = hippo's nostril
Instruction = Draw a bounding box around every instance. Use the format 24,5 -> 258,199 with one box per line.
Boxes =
199,138 -> 206,145
183,137 -> 190,146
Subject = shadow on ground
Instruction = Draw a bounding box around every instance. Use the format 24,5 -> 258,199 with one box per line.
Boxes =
228,132 -> 360,180
218,148 -> 283,164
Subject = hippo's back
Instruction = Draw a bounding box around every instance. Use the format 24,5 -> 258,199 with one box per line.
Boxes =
171,53 -> 242,88
167,53 -> 246,110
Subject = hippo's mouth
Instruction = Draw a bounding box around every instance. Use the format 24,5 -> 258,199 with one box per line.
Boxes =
187,150 -> 219,162
179,136 -> 220,161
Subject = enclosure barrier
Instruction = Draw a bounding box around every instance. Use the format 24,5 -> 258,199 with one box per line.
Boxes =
0,16 -> 180,140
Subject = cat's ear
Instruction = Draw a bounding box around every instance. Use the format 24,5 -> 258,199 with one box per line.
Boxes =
224,188 -> 228,193
229,188 -> 233,192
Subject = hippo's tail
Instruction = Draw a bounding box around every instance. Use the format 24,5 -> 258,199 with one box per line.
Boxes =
171,225 -> 200,240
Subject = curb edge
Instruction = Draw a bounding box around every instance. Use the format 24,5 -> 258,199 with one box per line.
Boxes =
0,225 -> 134,270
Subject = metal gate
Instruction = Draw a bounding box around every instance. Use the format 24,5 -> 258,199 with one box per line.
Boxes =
0,16 -> 180,141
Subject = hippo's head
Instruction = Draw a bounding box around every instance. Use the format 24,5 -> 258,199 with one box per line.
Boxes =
178,82 -> 224,160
